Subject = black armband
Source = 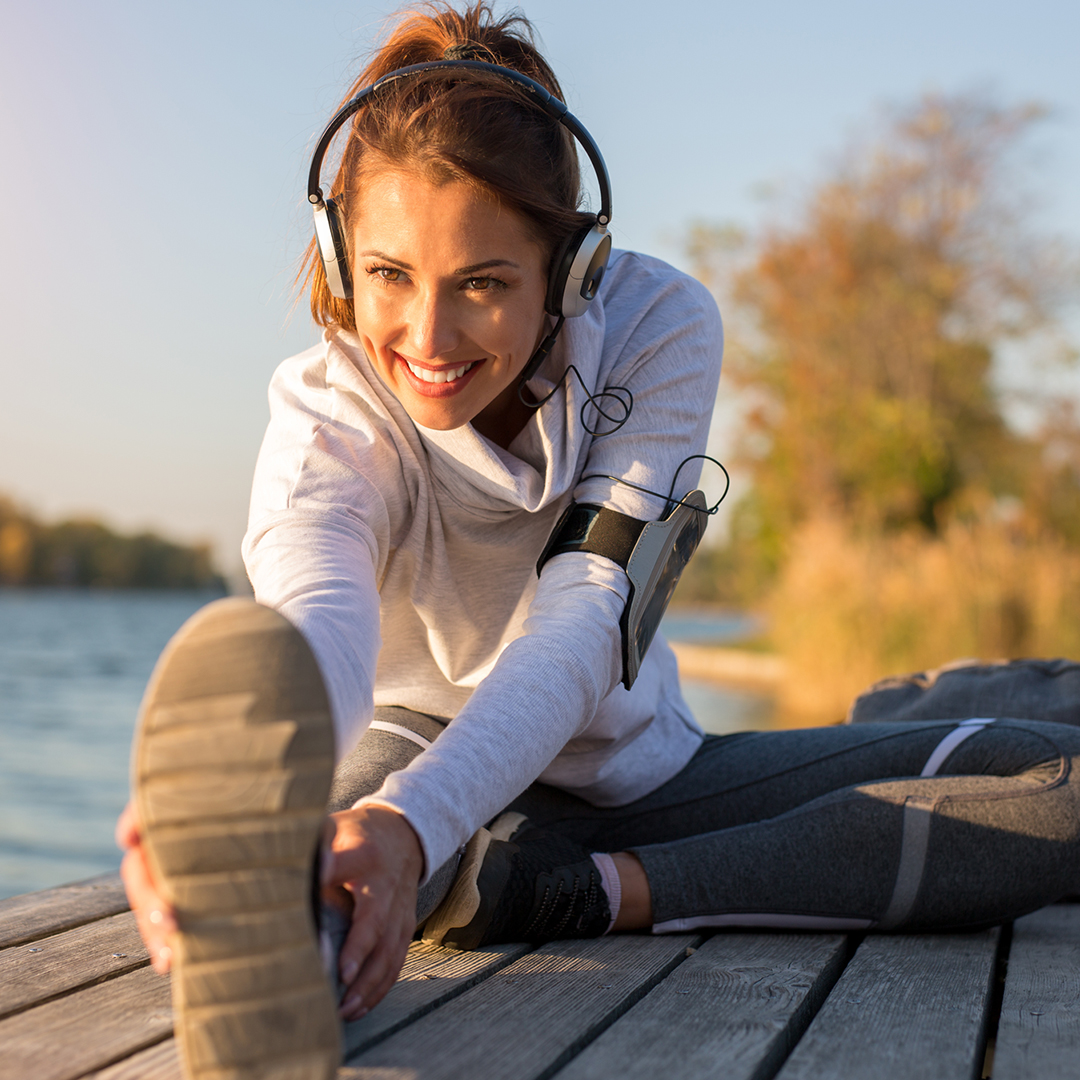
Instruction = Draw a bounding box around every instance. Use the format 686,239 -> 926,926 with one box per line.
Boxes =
536,491 -> 708,688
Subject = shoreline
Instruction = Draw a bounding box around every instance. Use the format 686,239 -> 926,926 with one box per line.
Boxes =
669,641 -> 786,690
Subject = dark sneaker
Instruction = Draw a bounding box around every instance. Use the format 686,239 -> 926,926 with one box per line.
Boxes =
132,598 -> 341,1080
422,815 -> 611,951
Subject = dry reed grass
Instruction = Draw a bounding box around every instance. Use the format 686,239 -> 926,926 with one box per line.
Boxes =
768,517 -> 1080,723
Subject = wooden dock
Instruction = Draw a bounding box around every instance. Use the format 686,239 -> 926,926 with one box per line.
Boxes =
2,874 -> 1078,1079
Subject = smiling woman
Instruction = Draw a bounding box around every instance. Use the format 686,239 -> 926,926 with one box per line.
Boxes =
111,5 -> 1080,1080
348,169 -> 548,443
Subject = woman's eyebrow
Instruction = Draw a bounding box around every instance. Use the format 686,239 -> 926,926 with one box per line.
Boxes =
358,250 -> 414,269
455,259 -> 522,275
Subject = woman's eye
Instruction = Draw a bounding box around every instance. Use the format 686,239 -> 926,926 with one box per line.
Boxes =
465,277 -> 506,292
367,266 -> 404,284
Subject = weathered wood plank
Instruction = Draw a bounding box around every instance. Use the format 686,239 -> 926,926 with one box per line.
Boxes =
0,964 -> 172,1080
86,1043 -> 407,1080
339,1069 -> 411,1079
343,939 -> 531,1057
554,932 -> 849,1080
345,933 -> 698,1080
83,1040 -> 180,1080
994,905 -> 1080,1080
78,940 -> 532,1079
774,929 -> 999,1080
0,872 -> 128,949
0,911 -> 148,1019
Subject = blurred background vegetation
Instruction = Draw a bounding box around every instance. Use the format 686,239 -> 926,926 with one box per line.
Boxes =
0,497 -> 225,591
677,91 -> 1080,722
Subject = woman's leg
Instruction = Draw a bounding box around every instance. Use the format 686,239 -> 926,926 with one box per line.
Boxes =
507,718 -> 1080,933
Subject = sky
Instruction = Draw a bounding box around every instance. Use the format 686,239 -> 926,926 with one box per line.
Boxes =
1,0 -> 1078,579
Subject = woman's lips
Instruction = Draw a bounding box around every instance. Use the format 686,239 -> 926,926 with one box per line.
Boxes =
395,352 -> 485,397
405,358 -> 476,384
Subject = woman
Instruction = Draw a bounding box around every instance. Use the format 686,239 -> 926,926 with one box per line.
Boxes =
118,5 -> 1080,1080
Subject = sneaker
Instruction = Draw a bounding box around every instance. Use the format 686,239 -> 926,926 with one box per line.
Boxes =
422,814 -> 611,951
132,598 -> 341,1080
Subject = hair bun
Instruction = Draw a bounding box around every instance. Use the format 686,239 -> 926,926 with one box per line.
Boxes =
442,42 -> 487,61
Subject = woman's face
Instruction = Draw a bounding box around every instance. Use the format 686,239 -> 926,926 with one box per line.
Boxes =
349,169 -> 549,437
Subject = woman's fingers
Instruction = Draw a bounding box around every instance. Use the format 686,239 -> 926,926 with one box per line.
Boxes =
115,801 -> 140,850
339,901 -> 413,1018
336,875 -> 405,1016
366,915 -> 413,1007
116,804 -> 176,974
327,804 -> 424,1017
120,844 -> 176,972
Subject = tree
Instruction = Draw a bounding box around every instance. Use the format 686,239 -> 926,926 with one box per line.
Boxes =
694,94 -> 1076,585
680,95 -> 1080,718
0,496 -> 226,590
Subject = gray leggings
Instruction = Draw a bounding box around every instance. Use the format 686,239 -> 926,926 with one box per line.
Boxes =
329,673 -> 1080,933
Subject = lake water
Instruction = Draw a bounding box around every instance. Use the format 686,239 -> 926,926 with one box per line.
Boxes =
0,592 -> 773,901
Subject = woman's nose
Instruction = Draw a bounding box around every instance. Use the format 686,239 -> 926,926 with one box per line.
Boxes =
405,291 -> 460,360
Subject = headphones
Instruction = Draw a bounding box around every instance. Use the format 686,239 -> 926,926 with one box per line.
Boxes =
307,59 -> 613,378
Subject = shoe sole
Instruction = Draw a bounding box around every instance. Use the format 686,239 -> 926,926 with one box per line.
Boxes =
133,598 -> 341,1080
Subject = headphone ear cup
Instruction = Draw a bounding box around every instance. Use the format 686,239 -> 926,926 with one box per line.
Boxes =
545,223 -> 612,318
545,226 -> 588,317
312,196 -> 353,300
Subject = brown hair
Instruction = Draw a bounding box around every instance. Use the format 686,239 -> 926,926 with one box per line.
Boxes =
300,1 -> 593,330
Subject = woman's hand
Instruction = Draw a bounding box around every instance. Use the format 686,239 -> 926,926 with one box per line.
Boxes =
118,797 -> 423,1018
326,804 -> 424,1020
115,801 -> 177,974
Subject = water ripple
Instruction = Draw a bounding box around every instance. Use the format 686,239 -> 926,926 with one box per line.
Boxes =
0,589 -> 219,899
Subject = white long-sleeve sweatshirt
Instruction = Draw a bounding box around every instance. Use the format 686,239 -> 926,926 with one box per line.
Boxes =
243,250 -> 723,880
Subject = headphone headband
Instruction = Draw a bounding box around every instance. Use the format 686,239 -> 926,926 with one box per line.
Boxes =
307,59 -> 612,227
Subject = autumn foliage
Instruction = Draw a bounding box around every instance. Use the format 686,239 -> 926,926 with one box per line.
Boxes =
688,94 -> 1080,719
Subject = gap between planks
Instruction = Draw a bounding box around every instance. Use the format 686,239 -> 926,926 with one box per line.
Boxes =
0,911 -> 149,1020
554,931 -> 851,1080
994,904 -> 1080,1080
80,940 -> 538,1080
344,932 -> 702,1080
0,873 -> 129,950
343,939 -> 532,1058
0,965 -> 172,1080
773,928 -> 1000,1080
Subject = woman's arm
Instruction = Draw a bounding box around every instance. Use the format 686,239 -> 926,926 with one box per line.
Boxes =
244,504 -> 383,758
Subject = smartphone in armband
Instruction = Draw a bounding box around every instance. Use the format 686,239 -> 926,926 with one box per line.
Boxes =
536,490 -> 709,688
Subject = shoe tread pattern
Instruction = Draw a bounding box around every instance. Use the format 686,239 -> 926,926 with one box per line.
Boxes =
133,599 -> 339,1080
